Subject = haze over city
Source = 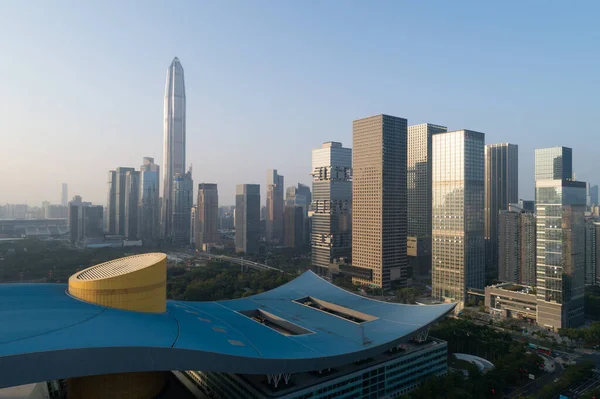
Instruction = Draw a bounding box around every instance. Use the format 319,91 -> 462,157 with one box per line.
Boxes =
1,1 -> 599,205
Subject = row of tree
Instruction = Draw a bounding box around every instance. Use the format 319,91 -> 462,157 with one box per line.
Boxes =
409,318 -> 545,398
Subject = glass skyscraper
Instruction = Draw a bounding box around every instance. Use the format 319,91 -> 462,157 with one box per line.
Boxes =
535,157 -> 586,329
310,142 -> 352,274
431,130 -> 485,306
161,57 -> 186,240
171,170 -> 193,244
139,157 -> 160,242
534,146 -> 573,181
352,115 -> 407,289
484,143 -> 518,279
266,170 -> 284,243
407,123 -> 447,278
235,184 -> 261,254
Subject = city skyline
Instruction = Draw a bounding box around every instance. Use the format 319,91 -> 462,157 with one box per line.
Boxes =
2,2 -> 599,206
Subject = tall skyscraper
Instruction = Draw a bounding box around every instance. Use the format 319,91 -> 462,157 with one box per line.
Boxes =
432,130 -> 485,306
61,183 -> 68,207
284,206 -> 305,249
484,143 -> 519,279
196,183 -> 219,251
407,123 -> 447,277
139,157 -> 160,242
591,185 -> 599,207
498,204 -> 536,286
106,167 -> 135,236
266,170 -> 284,243
235,184 -> 260,254
161,57 -> 186,240
171,169 -> 193,244
124,170 -> 140,239
584,217 -> 597,286
311,142 -> 352,275
69,197 -> 103,243
534,146 -> 573,181
535,146 -> 586,329
352,115 -> 407,289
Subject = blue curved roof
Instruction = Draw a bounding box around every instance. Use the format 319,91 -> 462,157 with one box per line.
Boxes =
0,271 -> 455,388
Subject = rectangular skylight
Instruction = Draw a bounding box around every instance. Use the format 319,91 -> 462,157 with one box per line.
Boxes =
293,296 -> 378,324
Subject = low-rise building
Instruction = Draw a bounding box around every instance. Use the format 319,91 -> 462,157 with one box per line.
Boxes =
485,283 -> 537,323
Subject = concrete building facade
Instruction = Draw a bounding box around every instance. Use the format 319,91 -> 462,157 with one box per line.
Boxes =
266,170 -> 284,243
196,183 -> 219,251
498,204 -> 536,286
352,115 -> 407,288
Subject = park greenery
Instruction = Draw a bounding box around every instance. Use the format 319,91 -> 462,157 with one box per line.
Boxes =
409,318 -> 545,399
167,261 -> 295,301
558,321 -> 600,347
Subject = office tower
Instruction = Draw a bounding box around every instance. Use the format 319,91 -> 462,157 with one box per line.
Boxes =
498,204 -> 536,286
124,170 -> 140,239
171,169 -> 193,244
311,141 -> 352,274
591,185 -> 599,207
432,130 -> 485,305
518,199 -> 535,212
484,143 -> 519,279
139,157 -> 160,242
596,222 -> 600,285
266,169 -> 284,243
45,205 -> 68,219
61,183 -> 68,207
284,206 -> 305,248
196,184 -> 219,251
106,171 -> 116,233
407,123 -> 447,278
585,217 -> 597,286
161,57 -> 186,240
70,199 -> 104,243
535,146 -> 586,329
534,146 -> 573,181
190,206 -> 197,246
352,115 -> 407,288
106,167 -> 135,235
219,206 -> 235,230
235,184 -> 260,254
297,183 -> 312,212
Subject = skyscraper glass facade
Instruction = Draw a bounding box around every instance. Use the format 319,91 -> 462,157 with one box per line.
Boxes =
534,147 -> 573,181
432,130 -> 485,305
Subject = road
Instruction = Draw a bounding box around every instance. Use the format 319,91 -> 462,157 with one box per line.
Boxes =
172,251 -> 285,273
552,369 -> 600,399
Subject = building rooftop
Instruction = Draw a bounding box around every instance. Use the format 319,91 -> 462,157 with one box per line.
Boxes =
0,270 -> 454,388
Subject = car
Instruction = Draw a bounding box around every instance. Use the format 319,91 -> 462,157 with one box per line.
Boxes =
554,378 -> 560,383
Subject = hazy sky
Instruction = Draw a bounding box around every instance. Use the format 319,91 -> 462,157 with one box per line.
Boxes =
1,1 -> 599,206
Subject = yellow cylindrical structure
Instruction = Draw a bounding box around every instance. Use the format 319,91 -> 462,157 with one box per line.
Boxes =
67,371 -> 166,399
67,253 -> 168,398
68,253 -> 167,313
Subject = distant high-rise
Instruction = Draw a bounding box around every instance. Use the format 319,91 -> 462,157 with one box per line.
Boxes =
171,169 -> 193,244
196,184 -> 219,251
498,204 -> 536,286
235,184 -> 260,254
484,143 -> 519,279
591,185 -> 599,207
535,147 -> 586,329
124,170 -> 140,239
161,57 -> 186,240
139,157 -> 160,242
432,130 -> 485,306
585,217 -> 597,286
266,170 -> 284,243
407,123 -> 447,277
311,142 -> 352,274
61,183 -> 68,207
106,167 -> 135,236
518,199 -> 535,212
352,115 -> 407,289
284,206 -> 304,249
190,206 -> 197,246
69,197 -> 103,243
534,146 -> 572,181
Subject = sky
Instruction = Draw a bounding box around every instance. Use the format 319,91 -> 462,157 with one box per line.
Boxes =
1,1 -> 599,206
